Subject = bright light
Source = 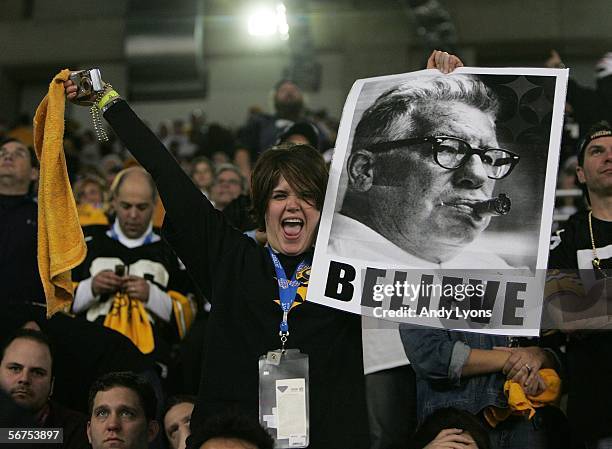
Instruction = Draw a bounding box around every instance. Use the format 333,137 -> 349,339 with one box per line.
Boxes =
247,3 -> 290,39
276,3 -> 289,40
248,8 -> 277,36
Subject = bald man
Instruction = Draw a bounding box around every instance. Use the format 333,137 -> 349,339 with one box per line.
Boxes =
72,167 -> 194,355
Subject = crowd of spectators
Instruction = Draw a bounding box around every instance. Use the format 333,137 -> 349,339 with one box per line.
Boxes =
0,49 -> 610,449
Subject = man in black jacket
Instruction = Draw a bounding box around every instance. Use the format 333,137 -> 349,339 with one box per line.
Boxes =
0,138 -> 45,304
237,80 -> 330,157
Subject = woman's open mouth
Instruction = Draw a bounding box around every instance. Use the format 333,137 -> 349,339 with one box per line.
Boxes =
282,218 -> 304,239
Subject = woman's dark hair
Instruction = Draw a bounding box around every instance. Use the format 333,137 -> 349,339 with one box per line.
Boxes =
410,407 -> 490,449
250,143 -> 328,231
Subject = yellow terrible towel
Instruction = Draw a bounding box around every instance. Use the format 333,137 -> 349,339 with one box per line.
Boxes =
77,203 -> 109,227
104,293 -> 155,354
485,368 -> 561,427
33,69 -> 87,317
505,368 -> 561,417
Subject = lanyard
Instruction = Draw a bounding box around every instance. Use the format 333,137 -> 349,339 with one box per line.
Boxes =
267,246 -> 311,350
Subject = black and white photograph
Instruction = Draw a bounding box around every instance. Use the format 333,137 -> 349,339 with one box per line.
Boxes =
308,67 -> 568,334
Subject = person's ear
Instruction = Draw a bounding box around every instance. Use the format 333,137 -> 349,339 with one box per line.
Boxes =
576,165 -> 586,184
147,420 -> 160,442
347,150 -> 375,192
86,421 -> 92,444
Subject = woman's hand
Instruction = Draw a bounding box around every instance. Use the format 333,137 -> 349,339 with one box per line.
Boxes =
63,78 -> 98,106
426,50 -> 464,74
494,346 -> 550,387
64,79 -> 79,101
523,373 -> 547,397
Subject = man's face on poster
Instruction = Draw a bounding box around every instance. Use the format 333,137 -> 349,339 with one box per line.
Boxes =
361,100 -> 499,262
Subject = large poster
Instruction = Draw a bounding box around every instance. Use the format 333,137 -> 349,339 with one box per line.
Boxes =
307,67 -> 568,335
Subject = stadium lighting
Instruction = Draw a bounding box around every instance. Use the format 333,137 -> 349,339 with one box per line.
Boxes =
276,3 -> 289,40
247,3 -> 290,39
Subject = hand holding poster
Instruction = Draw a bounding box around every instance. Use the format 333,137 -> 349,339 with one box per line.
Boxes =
307,67 -> 568,339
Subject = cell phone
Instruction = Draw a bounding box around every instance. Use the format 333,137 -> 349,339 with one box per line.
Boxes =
114,264 -> 126,277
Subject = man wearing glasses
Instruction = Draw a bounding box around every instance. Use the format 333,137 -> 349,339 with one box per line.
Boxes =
329,71 -> 525,449
332,73 -> 519,267
210,163 -> 246,211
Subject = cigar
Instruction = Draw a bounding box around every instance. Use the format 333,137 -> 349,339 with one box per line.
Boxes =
473,193 -> 511,217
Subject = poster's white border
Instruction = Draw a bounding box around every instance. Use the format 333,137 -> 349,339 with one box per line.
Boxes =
308,67 -> 569,335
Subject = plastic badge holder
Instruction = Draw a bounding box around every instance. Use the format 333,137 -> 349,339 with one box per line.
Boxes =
259,349 -> 309,448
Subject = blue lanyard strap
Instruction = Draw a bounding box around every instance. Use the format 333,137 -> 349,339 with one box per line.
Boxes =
267,246 -> 311,347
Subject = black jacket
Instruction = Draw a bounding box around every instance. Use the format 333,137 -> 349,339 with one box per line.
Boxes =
104,101 -> 369,449
0,194 -> 45,303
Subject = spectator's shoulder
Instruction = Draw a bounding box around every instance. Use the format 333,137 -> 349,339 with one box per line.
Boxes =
554,210 -> 587,242
46,401 -> 89,449
549,210 -> 588,267
81,224 -> 110,241
241,112 -> 269,126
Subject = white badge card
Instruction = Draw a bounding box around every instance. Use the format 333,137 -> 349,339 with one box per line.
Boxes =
259,349 -> 309,448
